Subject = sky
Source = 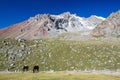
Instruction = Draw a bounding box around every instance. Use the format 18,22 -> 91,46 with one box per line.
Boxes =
0,0 -> 120,29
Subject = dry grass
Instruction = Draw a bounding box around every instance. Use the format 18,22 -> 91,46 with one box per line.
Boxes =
0,72 -> 120,80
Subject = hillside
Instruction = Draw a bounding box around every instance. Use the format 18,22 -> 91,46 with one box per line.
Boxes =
0,39 -> 120,71
92,10 -> 120,38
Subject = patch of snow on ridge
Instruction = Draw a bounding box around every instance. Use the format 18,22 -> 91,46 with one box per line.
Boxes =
94,15 -> 106,20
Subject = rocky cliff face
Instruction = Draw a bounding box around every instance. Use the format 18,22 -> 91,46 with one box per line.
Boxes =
92,10 -> 120,38
0,12 -> 104,40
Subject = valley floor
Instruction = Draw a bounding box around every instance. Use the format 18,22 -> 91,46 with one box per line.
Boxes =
0,72 -> 120,80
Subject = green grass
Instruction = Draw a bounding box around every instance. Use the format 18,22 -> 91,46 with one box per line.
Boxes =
0,39 -> 120,71
0,72 -> 120,80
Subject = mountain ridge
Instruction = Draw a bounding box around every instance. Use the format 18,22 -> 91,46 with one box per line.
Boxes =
0,12 -> 105,40
92,10 -> 120,38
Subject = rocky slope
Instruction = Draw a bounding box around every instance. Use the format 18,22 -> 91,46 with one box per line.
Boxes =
0,12 -> 104,40
92,10 -> 120,38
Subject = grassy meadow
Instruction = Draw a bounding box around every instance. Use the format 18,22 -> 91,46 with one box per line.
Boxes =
0,72 -> 120,80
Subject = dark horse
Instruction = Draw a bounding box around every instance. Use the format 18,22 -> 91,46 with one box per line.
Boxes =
23,65 -> 29,72
33,65 -> 39,73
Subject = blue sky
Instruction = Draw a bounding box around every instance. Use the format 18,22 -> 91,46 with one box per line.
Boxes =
0,0 -> 120,28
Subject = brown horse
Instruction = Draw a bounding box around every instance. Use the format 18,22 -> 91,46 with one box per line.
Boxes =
23,65 -> 29,72
33,65 -> 39,73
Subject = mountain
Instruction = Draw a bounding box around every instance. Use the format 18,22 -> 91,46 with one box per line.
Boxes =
92,10 -> 120,38
0,12 -> 105,40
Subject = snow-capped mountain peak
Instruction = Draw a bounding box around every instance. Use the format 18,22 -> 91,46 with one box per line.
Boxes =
0,12 -> 105,39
